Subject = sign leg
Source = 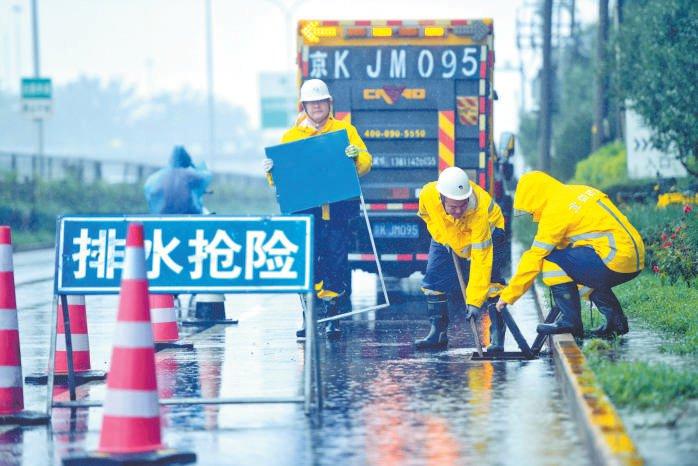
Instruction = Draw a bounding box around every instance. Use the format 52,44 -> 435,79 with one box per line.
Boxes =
46,295 -> 58,417
310,293 -> 323,412
59,294 -> 77,400
303,294 -> 311,414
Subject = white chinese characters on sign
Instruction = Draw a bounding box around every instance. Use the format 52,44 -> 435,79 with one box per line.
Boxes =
145,230 -> 182,278
245,230 -> 299,280
308,50 -> 329,79
188,229 -> 242,279
71,227 -> 301,283
72,228 -> 125,279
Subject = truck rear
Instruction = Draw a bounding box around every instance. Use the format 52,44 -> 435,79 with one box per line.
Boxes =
296,19 -> 513,279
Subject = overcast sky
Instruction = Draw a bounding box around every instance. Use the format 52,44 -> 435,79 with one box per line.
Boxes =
0,0 -> 598,136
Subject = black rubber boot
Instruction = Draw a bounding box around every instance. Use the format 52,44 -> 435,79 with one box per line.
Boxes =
486,302 -> 506,353
588,289 -> 629,338
324,298 -> 342,339
537,283 -> 583,339
414,296 -> 449,350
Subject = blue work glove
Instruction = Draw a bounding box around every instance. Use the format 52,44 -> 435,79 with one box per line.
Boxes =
465,304 -> 481,320
345,144 -> 360,159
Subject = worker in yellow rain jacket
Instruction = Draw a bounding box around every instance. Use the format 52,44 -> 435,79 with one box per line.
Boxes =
415,167 -> 508,351
263,78 -> 372,340
496,171 -> 645,339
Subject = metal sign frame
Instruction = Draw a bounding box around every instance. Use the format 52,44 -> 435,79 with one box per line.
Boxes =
46,215 -> 323,417
266,131 -> 391,323
317,192 -> 391,324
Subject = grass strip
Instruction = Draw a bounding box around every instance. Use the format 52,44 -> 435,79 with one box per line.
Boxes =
584,273 -> 698,354
584,350 -> 698,410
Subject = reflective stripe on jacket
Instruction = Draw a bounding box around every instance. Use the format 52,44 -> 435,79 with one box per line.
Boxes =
500,171 -> 645,304
418,181 -> 505,307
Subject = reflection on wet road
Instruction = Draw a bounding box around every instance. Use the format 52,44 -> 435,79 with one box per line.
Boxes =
4,261 -> 590,465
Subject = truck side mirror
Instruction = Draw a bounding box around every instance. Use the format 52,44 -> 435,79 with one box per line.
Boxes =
498,132 -> 516,159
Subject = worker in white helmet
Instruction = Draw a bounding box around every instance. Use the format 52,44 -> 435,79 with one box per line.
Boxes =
415,167 -> 508,351
263,78 -> 372,340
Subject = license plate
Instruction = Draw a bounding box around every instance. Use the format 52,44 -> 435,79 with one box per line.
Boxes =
372,222 -> 420,239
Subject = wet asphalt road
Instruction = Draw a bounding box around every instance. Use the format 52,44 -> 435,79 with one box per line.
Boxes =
0,248 -> 591,465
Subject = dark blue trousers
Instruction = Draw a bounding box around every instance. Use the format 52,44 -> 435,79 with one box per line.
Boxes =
299,200 -> 356,297
546,246 -> 639,290
422,228 -> 507,303
546,246 -> 640,317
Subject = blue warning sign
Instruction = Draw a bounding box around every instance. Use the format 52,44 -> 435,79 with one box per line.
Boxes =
56,215 -> 313,294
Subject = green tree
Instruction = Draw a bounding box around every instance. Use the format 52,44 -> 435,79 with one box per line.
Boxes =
517,110 -> 539,169
616,0 -> 698,176
518,25 -> 600,180
551,36 -> 596,180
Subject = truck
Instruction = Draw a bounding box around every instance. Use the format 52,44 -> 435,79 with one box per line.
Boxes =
296,18 -> 514,281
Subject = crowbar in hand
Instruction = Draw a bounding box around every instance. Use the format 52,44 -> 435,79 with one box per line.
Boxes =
450,249 -> 484,357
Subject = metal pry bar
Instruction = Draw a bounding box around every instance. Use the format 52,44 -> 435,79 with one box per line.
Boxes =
450,249 -> 484,357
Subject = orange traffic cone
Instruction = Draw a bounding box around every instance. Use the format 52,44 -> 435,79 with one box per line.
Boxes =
0,226 -> 48,425
149,294 -> 193,351
25,295 -> 106,385
62,223 -> 195,465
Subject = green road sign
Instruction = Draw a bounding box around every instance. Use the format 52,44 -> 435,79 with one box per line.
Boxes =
261,96 -> 296,129
21,77 -> 52,99
21,77 -> 52,119
259,72 -> 296,129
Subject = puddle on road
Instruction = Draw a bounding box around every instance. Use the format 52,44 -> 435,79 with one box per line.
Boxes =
5,271 -> 593,466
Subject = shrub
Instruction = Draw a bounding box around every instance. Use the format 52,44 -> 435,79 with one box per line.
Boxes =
644,205 -> 698,286
572,141 -> 628,190
0,169 -> 277,248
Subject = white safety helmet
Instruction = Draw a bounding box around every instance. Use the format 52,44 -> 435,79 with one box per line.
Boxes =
300,79 -> 332,102
436,167 -> 473,200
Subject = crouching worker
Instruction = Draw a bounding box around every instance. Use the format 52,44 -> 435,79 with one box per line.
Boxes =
415,167 -> 508,351
496,171 -> 645,339
263,78 -> 372,339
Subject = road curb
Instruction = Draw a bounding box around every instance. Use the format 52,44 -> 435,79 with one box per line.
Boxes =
531,284 -> 644,466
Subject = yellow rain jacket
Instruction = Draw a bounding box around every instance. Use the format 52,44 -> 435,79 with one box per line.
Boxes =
500,171 -> 645,305
418,181 -> 505,307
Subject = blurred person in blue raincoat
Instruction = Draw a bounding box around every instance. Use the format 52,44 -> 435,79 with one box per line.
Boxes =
144,145 -> 212,214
